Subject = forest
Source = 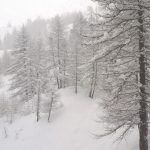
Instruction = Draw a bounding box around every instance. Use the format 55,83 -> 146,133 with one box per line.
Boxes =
0,0 -> 150,150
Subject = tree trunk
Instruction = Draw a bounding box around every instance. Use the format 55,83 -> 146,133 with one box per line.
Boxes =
63,51 -> 67,88
36,88 -> 40,122
138,3 -> 148,150
36,73 -> 41,122
48,93 -> 54,122
75,48 -> 78,94
57,31 -> 63,89
89,62 -> 97,98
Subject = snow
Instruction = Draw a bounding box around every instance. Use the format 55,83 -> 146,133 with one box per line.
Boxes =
0,82 -> 138,150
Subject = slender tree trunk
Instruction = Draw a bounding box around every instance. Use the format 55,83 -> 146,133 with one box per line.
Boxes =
48,93 -> 54,122
36,73 -> 41,122
57,32 -> 62,89
89,63 -> 95,98
138,3 -> 148,150
36,88 -> 40,122
89,62 -> 97,98
50,37 -> 61,89
89,15 -> 97,99
63,50 -> 67,88
75,47 -> 78,94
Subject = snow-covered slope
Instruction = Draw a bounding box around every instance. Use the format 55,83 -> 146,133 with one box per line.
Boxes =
0,86 -> 138,150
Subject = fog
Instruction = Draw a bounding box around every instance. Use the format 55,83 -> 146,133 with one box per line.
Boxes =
0,0 -> 93,27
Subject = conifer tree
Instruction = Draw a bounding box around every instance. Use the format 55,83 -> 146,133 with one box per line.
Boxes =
8,26 -> 35,102
49,16 -> 67,89
33,37 -> 48,122
83,7 -> 99,98
91,1 -> 150,150
69,12 -> 86,94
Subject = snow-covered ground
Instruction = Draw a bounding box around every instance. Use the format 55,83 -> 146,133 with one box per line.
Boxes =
0,76 -> 139,150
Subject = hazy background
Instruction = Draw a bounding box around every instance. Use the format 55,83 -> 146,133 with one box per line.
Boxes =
0,0 -> 94,27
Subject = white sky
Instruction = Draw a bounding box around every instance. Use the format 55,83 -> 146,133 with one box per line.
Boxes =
0,0 -> 94,27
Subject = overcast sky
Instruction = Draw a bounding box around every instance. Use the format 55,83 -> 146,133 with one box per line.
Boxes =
0,0 -> 94,27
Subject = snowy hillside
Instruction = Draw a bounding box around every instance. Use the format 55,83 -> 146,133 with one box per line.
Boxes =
0,82 -> 138,150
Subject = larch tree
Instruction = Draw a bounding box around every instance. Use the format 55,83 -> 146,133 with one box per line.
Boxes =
69,12 -> 87,94
46,76 -> 59,122
45,43 -> 61,122
8,26 -> 35,102
33,37 -> 48,122
83,7 -> 99,98
91,0 -> 150,150
49,15 -> 67,89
